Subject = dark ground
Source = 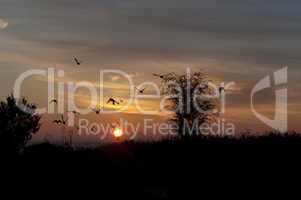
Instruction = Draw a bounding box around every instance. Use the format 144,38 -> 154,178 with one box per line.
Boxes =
2,134 -> 301,199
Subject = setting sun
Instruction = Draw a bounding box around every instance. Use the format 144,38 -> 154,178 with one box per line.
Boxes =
113,127 -> 123,138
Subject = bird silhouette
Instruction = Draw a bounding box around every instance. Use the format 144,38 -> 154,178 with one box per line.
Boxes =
53,119 -> 62,125
68,110 -> 80,115
153,73 -> 165,79
74,57 -> 82,65
49,99 -> 58,104
91,107 -> 101,114
153,73 -> 176,79
91,126 -> 97,132
107,98 -> 120,105
135,87 -> 147,94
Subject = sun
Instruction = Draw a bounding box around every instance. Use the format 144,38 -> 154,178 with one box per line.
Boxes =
113,127 -> 123,138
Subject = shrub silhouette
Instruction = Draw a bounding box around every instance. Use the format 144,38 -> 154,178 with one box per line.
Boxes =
0,94 -> 41,155
159,71 -> 216,136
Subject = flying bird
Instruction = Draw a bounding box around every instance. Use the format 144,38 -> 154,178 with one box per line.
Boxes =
91,126 -> 97,132
153,73 -> 165,79
107,98 -> 120,105
91,107 -> 101,114
53,119 -> 62,125
68,110 -> 80,115
153,72 -> 176,79
74,57 -> 82,65
53,115 -> 68,125
135,87 -> 147,94
49,99 -> 58,104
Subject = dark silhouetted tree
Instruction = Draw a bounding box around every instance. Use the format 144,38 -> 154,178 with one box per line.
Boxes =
160,71 -> 217,136
0,94 -> 41,155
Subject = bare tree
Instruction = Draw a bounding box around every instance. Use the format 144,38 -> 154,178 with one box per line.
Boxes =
159,71 -> 217,136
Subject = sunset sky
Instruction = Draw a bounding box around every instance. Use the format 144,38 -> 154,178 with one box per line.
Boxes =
0,0 -> 301,143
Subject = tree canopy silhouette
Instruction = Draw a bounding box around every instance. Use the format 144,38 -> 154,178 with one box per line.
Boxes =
160,71 -> 217,136
0,94 -> 41,155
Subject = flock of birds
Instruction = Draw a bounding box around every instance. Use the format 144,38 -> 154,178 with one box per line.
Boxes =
50,58 -> 226,127
44,58 -> 228,145
50,57 -> 154,127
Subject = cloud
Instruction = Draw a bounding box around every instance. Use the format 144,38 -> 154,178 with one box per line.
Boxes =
0,18 -> 8,29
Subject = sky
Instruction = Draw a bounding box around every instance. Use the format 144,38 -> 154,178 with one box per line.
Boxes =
0,0 -> 301,143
